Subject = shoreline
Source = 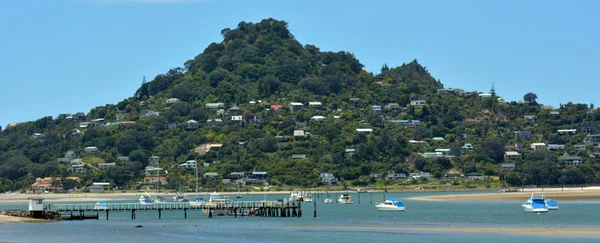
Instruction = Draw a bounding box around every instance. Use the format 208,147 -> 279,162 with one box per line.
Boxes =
0,215 -> 48,224
410,187 -> 600,201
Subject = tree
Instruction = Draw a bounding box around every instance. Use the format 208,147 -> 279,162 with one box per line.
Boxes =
523,92 -> 538,104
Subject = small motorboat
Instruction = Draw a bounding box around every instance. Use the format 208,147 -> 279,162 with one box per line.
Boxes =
522,193 -> 548,213
323,198 -> 332,204
139,193 -> 153,204
173,193 -> 189,202
93,201 -> 108,210
338,192 -> 353,204
376,198 -> 405,211
545,199 -> 559,210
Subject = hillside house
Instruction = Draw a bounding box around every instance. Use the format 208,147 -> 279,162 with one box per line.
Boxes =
229,116 -> 244,126
310,116 -> 326,122
115,112 -> 129,120
499,163 -> 516,171
227,106 -> 242,115
356,128 -> 373,134
291,154 -> 307,159
434,149 -> 454,157
178,160 -> 197,170
294,130 -> 306,140
557,129 -> 577,135
574,145 -> 587,151
385,103 -> 401,110
461,143 -> 475,151
144,176 -> 167,186
410,100 -> 426,107
344,148 -> 355,158
371,105 -> 382,112
349,98 -> 361,107
504,151 -> 521,160
422,152 -> 443,158
251,172 -> 267,181
184,120 -> 199,130
84,146 -> 98,153
530,143 -> 547,151
515,131 -> 532,139
149,156 -> 160,165
203,172 -> 220,181
584,134 -> 600,146
141,110 -> 160,117
145,166 -> 164,176
387,171 -> 407,180
166,98 -> 180,104
560,156 -> 583,166
320,173 -> 338,184
206,119 -> 223,127
289,102 -> 304,112
206,103 -> 225,109
270,105 -> 282,111
548,111 -> 560,118
524,115 -> 537,122
581,122 -> 597,134
308,101 -> 322,109
547,144 -> 565,150
98,163 -> 115,171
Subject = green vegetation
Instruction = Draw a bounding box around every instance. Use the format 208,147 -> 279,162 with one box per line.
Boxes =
1,18 -> 600,192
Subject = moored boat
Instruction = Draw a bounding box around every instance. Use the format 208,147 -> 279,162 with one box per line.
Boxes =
545,199 -> 559,210
338,192 -> 353,204
139,193 -> 153,204
522,193 -> 548,213
94,200 -> 108,210
375,198 -> 405,211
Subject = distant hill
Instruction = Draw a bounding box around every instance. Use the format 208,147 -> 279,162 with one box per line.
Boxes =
1,18 -> 599,192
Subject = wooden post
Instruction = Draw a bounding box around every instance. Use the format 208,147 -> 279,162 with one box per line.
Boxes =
335,193 -> 338,203
358,192 -> 360,204
209,209 -> 213,218
106,210 -> 109,220
131,209 -> 136,220
158,209 -> 162,219
313,201 -> 316,218
96,210 -> 99,220
80,210 -> 83,220
234,207 -> 237,218
370,191 -> 372,204
298,202 -> 302,217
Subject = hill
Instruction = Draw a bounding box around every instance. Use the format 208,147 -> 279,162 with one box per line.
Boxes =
1,18 -> 599,192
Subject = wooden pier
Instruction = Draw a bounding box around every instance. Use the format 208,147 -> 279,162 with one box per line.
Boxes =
53,200 -> 305,220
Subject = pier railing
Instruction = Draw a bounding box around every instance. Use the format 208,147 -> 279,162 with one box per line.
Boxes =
53,200 -> 286,212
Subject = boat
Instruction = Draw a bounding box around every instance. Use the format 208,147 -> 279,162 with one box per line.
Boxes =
173,193 -> 189,202
289,190 -> 312,202
338,192 -> 353,204
139,193 -> 154,204
376,198 -> 405,211
189,197 -> 205,207
236,184 -> 242,199
522,193 -> 548,213
323,198 -> 333,204
93,200 -> 108,210
545,199 -> 559,210
154,196 -> 166,203
203,192 -> 234,216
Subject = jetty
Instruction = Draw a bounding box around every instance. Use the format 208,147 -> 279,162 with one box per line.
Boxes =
52,200 -> 305,220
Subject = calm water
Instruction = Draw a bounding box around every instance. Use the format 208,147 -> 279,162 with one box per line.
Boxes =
1,191 -> 599,243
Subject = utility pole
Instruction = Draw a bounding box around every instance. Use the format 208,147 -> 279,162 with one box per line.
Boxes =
195,161 -> 199,194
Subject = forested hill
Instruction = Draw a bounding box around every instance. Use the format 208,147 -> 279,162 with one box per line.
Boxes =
1,18 -> 599,192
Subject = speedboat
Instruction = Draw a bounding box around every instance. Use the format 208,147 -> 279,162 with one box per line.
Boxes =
189,197 -> 205,207
376,198 -> 405,211
522,193 -> 548,213
139,194 -> 153,204
154,196 -> 166,203
338,193 -> 353,204
94,201 -> 108,210
173,193 -> 189,202
545,199 -> 559,210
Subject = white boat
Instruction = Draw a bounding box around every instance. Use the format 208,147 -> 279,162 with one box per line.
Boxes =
93,201 -> 108,210
203,192 -> 234,216
545,199 -> 559,210
189,196 -> 205,207
139,193 -> 153,204
173,193 -> 189,202
289,190 -> 311,202
323,198 -> 332,204
338,192 -> 353,204
522,193 -> 548,213
376,198 -> 405,211
154,196 -> 166,203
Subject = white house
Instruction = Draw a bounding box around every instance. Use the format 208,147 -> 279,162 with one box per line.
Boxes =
310,116 -> 326,121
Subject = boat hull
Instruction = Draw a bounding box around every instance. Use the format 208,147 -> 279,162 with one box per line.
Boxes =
522,205 -> 548,213
547,206 -> 559,210
376,205 -> 405,211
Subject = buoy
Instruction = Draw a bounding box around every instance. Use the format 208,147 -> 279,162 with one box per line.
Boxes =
135,225 -> 143,228
195,224 -> 198,227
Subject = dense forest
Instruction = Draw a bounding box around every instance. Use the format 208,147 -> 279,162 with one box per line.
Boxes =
1,18 -> 600,192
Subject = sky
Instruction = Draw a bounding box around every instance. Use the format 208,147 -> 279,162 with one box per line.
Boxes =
1,0 -> 599,128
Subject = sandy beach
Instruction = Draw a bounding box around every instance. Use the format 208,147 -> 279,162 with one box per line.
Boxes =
0,215 -> 46,224
411,186 -> 600,201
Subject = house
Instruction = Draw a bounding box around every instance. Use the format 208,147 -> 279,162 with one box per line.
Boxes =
505,144 -> 521,151
333,116 -> 340,120
560,156 -> 583,166
432,137 -> 445,142
73,112 -> 86,122
178,160 -> 197,170
65,151 -> 77,160
141,109 -> 160,117
499,163 -> 516,171
116,156 -> 129,162
289,102 -> 304,112
139,100 -> 150,107
461,143 -> 475,151
229,116 -> 244,126
84,146 -> 98,153
184,120 -> 199,130
467,172 -> 485,180
581,122 -> 597,134
478,93 -> 492,99
98,163 -> 116,171
251,172 -> 267,180
385,103 -> 401,110
355,128 -> 373,134
409,140 -> 428,146
574,145 -> 587,151
515,131 -> 532,139
387,171 -> 407,180
411,120 -> 422,126
344,149 -> 355,158
308,101 -> 322,109
166,98 -> 180,104
434,149 -> 454,157
144,176 -> 167,185
310,116 -> 326,122
422,152 -> 443,158
206,103 -> 225,109
79,122 -> 90,128
557,129 -> 577,135
524,115 -> 537,122
145,166 -> 164,176
530,143 -> 547,151
584,134 -> 600,146
371,105 -> 382,112
291,154 -> 307,159
294,130 -> 306,140
390,120 -> 411,126
227,106 -> 241,115
247,115 -> 264,124
410,100 -> 426,106
410,172 -> 431,179
149,156 -> 160,165
370,173 -> 384,180
203,172 -> 220,181
31,133 -> 43,139
115,112 -> 129,120
547,144 -> 565,150
216,109 -> 225,116
437,88 -> 466,96
270,105 -> 282,111
206,119 -> 223,127
504,151 -> 521,160
349,98 -> 361,107
69,164 -> 89,174
548,111 -> 560,118
275,136 -> 289,142
320,173 -> 338,184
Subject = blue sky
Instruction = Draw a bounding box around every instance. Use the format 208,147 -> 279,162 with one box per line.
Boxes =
1,0 -> 599,128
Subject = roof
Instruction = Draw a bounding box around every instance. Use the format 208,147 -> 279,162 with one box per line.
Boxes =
560,156 -> 582,160
289,102 -> 303,106
308,101 -> 322,105
294,130 -> 305,136
356,128 -> 373,132
252,171 -> 267,175
531,143 -> 546,146
432,137 -> 445,141
186,119 -> 198,123
505,151 -> 521,156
